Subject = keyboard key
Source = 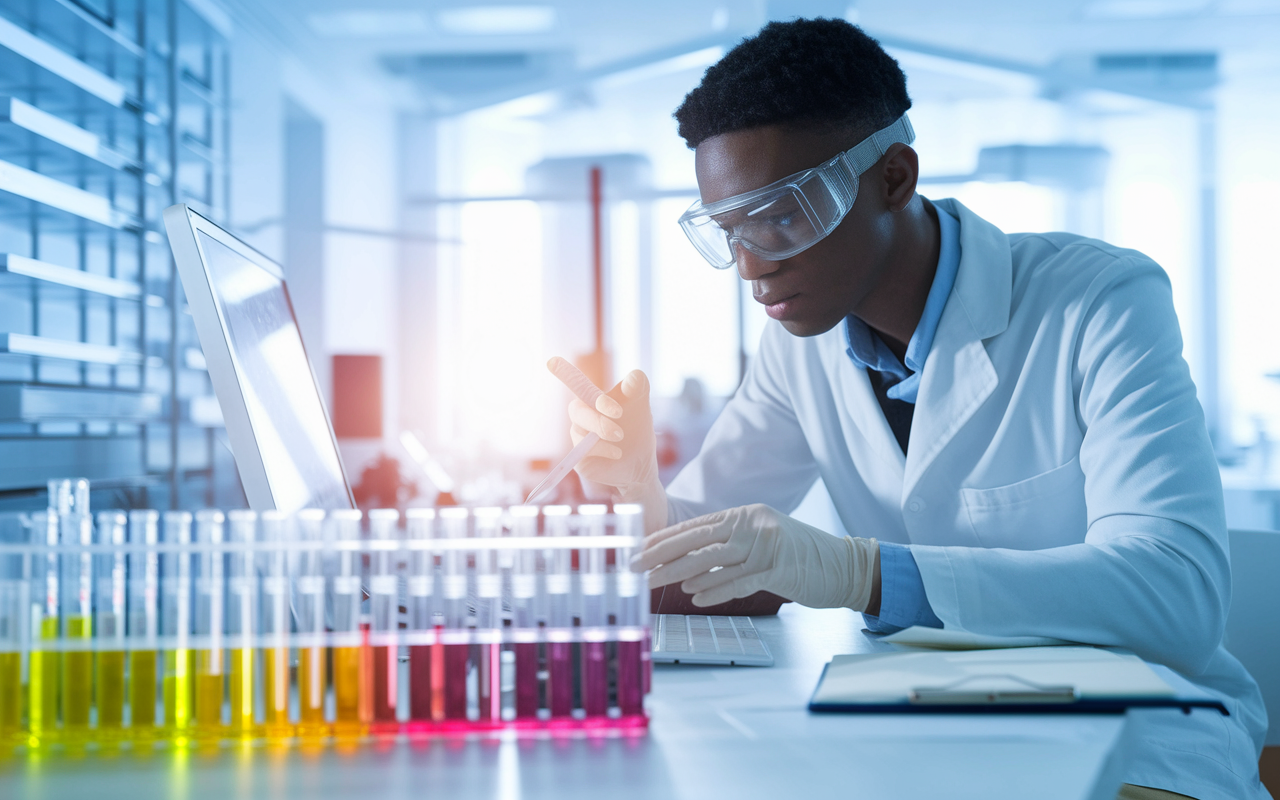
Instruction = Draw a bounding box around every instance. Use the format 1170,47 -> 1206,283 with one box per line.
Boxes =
710,616 -> 743,654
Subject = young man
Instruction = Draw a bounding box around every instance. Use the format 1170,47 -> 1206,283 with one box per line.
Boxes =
564,18 -> 1269,800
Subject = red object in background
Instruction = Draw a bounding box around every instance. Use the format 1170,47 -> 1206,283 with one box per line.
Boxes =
332,354 -> 382,438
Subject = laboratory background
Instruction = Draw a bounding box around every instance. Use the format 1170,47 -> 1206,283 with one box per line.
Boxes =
0,0 -> 1278,798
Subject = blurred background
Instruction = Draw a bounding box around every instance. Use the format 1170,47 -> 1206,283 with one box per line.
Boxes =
0,0 -> 1278,529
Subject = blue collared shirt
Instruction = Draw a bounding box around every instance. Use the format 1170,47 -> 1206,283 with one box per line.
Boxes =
845,204 -> 959,632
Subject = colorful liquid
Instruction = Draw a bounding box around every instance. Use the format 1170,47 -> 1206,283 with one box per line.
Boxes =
581,641 -> 607,717
548,642 -> 573,717
514,643 -> 538,718
129,650 -> 157,731
95,650 -> 126,730
333,646 -> 365,735
195,667 -> 225,731
230,648 -> 259,734
372,645 -> 397,729
617,641 -> 643,715
259,647 -> 290,735
408,644 -> 432,721
443,644 -> 468,720
0,651 -> 20,736
164,648 -> 193,734
62,617 -> 93,733
297,646 -> 326,734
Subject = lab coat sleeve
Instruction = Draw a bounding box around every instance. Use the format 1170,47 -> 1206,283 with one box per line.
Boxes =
665,321 -> 820,525
911,257 -> 1230,676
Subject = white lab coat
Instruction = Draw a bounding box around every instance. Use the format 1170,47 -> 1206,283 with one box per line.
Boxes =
666,198 -> 1269,799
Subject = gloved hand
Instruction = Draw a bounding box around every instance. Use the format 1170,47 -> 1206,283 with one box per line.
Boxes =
633,503 -> 879,610
562,366 -> 666,532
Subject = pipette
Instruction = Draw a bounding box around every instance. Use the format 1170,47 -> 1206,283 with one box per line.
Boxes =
525,358 -> 624,505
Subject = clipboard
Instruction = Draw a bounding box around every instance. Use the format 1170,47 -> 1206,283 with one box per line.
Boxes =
807,647 -> 1229,716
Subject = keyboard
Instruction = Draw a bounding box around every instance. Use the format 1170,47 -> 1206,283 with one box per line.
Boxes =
650,614 -> 774,666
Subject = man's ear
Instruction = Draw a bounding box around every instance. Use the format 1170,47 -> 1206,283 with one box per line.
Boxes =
881,144 -> 919,213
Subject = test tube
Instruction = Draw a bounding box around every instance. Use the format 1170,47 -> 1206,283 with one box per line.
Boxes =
226,510 -> 259,736
161,510 -> 194,737
473,507 -> 503,723
508,506 -> 541,720
60,509 -> 94,736
193,510 -> 226,734
613,504 -> 646,717
404,508 -> 436,725
257,511 -> 292,738
94,511 -> 128,733
0,517 -> 25,742
543,506 -> 574,719
438,507 -> 469,721
368,509 -> 400,732
330,509 -> 368,735
577,505 -> 609,718
127,510 -> 160,735
294,510 -> 328,736
28,511 -> 59,744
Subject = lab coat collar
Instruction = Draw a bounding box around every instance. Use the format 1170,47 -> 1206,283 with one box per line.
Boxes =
901,198 -> 1010,500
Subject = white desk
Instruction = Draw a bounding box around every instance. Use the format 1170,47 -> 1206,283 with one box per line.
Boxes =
0,605 -> 1130,800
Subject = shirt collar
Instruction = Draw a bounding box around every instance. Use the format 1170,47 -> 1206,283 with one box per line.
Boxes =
842,204 -> 961,403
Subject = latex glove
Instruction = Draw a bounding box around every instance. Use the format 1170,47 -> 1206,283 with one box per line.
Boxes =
633,504 -> 878,610
562,365 -> 666,532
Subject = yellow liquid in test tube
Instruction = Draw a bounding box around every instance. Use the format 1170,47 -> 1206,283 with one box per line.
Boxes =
164,648 -> 194,735
333,646 -> 365,735
297,646 -> 327,735
195,651 -> 225,732
62,617 -> 93,734
129,650 -> 157,732
28,617 -> 60,744
229,648 -> 259,735
96,650 -> 126,731
0,651 -> 20,739
260,647 -> 293,737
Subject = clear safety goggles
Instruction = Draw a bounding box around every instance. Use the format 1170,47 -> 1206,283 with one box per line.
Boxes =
678,115 -> 916,269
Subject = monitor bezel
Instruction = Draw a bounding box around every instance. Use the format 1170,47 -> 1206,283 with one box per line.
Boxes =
162,203 -> 355,512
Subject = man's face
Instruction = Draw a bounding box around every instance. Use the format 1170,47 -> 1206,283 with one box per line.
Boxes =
694,124 -> 896,338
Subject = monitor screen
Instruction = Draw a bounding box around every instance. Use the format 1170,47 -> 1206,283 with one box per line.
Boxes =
197,231 -> 350,513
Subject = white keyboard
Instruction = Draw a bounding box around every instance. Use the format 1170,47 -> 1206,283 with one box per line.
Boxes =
650,614 -> 774,666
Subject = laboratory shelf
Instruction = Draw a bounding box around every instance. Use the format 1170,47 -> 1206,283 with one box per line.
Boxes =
0,14 -> 127,107
0,156 -> 140,229
0,332 -> 145,366
0,95 -> 139,173
0,381 -> 160,421
0,253 -> 156,302
32,0 -> 148,60
0,433 -> 145,490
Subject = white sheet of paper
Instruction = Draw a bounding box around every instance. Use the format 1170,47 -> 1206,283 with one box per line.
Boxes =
881,625 -> 1072,650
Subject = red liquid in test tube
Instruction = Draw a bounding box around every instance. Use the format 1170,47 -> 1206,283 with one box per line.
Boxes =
578,505 -> 609,718
509,506 -> 542,720
404,508 -> 436,726
614,504 -> 647,716
543,506 -> 575,718
438,508 -> 471,722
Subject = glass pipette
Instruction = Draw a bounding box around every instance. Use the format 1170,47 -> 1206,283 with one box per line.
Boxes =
525,358 -> 624,505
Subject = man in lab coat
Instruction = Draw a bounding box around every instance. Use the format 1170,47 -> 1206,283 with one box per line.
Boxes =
565,17 -> 1269,800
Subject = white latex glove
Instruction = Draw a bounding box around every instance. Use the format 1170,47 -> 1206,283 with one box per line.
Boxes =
564,367 -> 666,532
633,504 -> 878,610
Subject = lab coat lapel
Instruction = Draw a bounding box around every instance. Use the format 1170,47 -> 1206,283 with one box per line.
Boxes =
903,199 -> 1011,499
834,352 -> 907,474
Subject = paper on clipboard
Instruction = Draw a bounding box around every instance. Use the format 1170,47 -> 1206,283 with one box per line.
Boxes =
881,625 -> 1072,650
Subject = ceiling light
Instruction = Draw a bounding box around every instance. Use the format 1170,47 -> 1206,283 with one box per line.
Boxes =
308,10 -> 430,38
437,5 -> 557,35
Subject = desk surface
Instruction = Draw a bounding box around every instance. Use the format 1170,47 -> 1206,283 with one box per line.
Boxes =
0,605 -> 1127,800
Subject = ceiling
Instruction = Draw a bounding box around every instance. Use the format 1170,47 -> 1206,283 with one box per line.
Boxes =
220,0 -> 1280,114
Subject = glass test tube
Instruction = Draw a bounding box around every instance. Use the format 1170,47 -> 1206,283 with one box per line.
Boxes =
368,509 -> 400,731
258,511 -> 292,737
294,510 -> 328,735
330,509 -> 368,734
227,510 -> 259,736
127,510 -> 160,734
60,509 -> 94,735
161,510 -> 194,737
543,506 -> 574,718
194,510 -> 226,733
613,504 -> 646,716
438,507 -> 469,721
0,517 -> 24,741
577,505 -> 609,718
404,508 -> 436,724
29,511 -> 59,744
473,508 -> 503,723
94,511 -> 128,733
508,506 -> 541,720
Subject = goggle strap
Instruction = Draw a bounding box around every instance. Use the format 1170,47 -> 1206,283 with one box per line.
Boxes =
843,115 -> 916,176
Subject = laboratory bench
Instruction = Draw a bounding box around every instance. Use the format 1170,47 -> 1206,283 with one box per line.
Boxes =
0,604 -> 1134,800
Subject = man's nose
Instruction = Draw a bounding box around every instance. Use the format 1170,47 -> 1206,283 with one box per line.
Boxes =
736,246 -> 781,281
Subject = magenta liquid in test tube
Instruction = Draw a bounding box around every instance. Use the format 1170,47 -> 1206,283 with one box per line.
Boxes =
404,508 -> 436,724
577,505 -> 609,718
613,504 -> 646,716
368,509 -> 400,731
542,506 -> 574,718
508,506 -> 541,720
438,507 -> 470,721
473,508 -> 503,723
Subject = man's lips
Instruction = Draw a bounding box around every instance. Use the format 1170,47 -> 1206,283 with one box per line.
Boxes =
757,291 -> 801,320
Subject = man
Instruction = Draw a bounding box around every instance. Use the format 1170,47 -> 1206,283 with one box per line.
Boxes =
564,18 -> 1269,800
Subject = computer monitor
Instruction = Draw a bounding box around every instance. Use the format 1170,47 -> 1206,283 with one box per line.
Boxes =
162,204 -> 354,513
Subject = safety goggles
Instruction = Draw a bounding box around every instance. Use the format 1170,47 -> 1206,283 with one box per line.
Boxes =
678,115 -> 916,269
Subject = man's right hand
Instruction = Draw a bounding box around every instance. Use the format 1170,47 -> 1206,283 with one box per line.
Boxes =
565,368 -> 667,532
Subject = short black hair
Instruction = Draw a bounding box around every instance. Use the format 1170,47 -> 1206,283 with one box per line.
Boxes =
674,18 -> 911,149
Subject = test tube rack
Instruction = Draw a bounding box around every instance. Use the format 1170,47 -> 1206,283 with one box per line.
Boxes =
0,504 -> 650,750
